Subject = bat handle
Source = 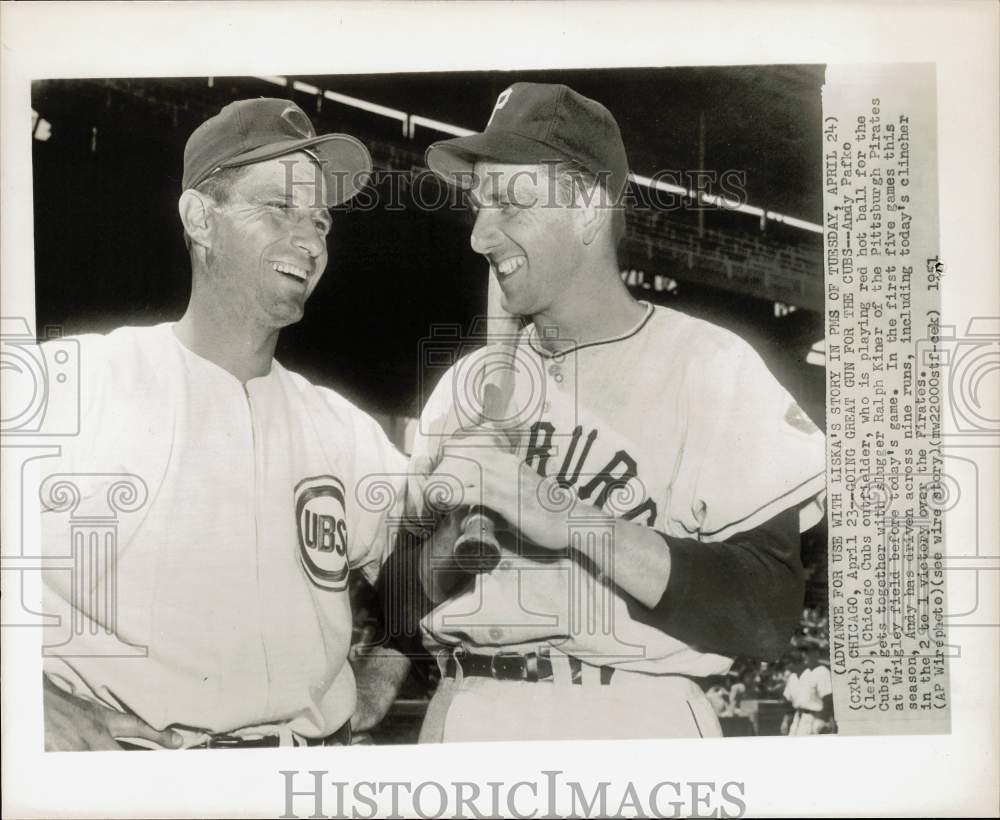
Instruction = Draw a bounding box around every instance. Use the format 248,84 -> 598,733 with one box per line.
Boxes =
454,505 -> 502,573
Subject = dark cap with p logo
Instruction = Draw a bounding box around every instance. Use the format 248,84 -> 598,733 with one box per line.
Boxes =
425,83 -> 630,201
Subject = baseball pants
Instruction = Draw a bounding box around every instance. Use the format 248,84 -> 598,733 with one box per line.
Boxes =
419,653 -> 722,743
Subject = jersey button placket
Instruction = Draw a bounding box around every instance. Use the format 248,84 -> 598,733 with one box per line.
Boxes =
547,349 -> 572,391
242,380 -> 274,718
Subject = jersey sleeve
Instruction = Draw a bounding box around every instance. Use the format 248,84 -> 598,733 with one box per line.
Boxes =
353,412 -> 408,585
672,340 -> 826,541
295,366 -> 410,586
782,674 -> 797,704
631,504 -> 805,658
407,356 -> 476,522
815,664 -> 833,698
38,332 -> 113,468
39,333 -> 114,620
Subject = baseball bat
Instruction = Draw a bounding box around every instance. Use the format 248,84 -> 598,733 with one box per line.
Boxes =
452,271 -> 520,573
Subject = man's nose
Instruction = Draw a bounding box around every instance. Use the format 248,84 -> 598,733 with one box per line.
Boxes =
469,208 -> 502,256
290,216 -> 326,260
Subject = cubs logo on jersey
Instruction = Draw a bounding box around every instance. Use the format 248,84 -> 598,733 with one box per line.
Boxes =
295,475 -> 349,591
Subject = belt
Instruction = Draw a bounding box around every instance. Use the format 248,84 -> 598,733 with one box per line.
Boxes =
443,648 -> 616,685
120,721 -> 352,750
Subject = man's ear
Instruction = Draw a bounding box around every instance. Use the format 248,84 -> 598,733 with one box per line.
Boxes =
579,189 -> 611,246
178,189 -> 214,249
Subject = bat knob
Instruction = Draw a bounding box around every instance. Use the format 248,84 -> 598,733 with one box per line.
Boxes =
454,506 -> 502,573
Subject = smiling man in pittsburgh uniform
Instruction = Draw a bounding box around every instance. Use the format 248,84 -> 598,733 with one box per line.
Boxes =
407,82 -> 826,742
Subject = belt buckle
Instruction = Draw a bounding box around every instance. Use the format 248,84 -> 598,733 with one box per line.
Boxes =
205,733 -> 254,749
205,734 -> 227,749
531,647 -> 552,683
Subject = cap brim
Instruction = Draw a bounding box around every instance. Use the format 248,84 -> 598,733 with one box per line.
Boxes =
220,133 -> 372,207
426,132 -> 571,189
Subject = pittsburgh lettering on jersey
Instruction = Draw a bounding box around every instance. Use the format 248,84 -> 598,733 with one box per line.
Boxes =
294,475 -> 349,591
525,422 -> 658,526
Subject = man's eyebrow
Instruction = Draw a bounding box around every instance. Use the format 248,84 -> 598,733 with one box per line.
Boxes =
251,183 -> 329,212
249,183 -> 292,201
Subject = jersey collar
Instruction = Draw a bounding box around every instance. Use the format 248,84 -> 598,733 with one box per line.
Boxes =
526,301 -> 654,358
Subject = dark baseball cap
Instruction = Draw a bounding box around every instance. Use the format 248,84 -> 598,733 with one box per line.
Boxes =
182,98 -> 372,207
425,82 -> 630,202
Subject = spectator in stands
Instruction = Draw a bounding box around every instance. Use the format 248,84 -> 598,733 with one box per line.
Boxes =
780,651 -> 805,735
786,644 -> 835,735
758,660 -> 782,699
730,668 -> 756,715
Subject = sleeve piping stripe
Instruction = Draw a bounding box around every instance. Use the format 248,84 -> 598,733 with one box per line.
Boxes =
697,471 -> 826,539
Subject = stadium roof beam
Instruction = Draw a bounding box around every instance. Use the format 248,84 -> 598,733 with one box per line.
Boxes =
259,75 -> 824,234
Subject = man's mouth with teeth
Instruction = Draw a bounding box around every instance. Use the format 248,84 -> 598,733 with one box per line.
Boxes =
272,261 -> 310,283
493,255 -> 526,280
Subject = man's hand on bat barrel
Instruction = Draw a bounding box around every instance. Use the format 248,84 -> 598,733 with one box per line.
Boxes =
424,435 -> 572,553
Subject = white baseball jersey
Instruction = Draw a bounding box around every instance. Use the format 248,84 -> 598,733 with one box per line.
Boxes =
793,664 -> 834,712
41,324 -> 406,741
414,303 -> 826,676
782,671 -> 803,708
785,664 -> 834,734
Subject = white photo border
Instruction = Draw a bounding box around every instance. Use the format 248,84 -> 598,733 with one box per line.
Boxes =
2,2 -> 997,818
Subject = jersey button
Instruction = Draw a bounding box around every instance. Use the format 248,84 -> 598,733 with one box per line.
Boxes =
489,627 -> 504,641
499,559 -> 512,570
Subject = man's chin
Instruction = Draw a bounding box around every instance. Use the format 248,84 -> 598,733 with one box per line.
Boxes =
268,302 -> 307,329
505,301 -> 536,322
498,290 -> 528,317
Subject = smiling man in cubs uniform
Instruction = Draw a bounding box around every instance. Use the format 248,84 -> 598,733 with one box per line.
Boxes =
409,83 -> 826,742
41,98 -> 406,750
